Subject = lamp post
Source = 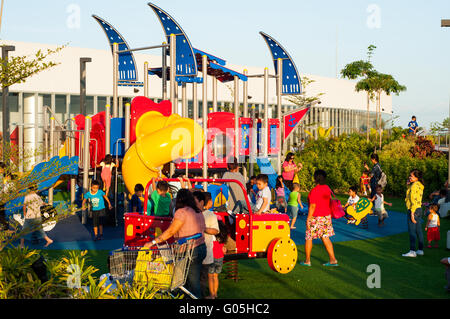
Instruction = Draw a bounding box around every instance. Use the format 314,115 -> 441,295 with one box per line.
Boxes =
441,19 -> 450,195
80,57 -> 92,116
2,45 -> 15,160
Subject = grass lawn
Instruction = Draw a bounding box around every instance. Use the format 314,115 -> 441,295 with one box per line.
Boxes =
37,192 -> 449,299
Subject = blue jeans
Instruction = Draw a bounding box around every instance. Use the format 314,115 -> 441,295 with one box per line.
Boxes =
407,208 -> 424,251
185,243 -> 206,298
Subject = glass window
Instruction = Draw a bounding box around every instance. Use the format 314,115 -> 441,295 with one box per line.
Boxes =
69,95 -> 80,117
97,97 -> 106,113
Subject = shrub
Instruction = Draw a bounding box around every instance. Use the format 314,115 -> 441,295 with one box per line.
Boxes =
295,133 -> 448,197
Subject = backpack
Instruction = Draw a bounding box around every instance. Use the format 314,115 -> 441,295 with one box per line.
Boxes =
378,171 -> 387,189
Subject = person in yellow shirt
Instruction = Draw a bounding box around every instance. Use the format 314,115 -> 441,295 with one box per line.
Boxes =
402,169 -> 425,258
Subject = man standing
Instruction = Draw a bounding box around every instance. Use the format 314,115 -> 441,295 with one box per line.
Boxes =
222,157 -> 246,212
408,116 -> 418,136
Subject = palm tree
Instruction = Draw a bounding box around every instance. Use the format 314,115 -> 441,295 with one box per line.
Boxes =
357,72 -> 406,148
341,45 -> 377,141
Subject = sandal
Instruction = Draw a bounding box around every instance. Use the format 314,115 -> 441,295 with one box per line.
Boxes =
323,262 -> 339,267
299,261 -> 311,267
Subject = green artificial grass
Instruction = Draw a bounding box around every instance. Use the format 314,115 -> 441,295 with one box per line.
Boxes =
38,191 -> 449,299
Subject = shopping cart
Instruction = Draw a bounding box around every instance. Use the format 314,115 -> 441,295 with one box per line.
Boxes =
108,233 -> 201,299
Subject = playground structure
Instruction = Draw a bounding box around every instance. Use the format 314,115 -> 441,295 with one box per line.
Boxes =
5,3 -> 312,247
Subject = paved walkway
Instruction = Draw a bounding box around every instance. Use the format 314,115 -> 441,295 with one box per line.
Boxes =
25,210 -> 408,251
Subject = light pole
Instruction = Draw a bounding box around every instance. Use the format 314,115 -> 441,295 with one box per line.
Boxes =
2,45 -> 15,160
441,19 -> 450,195
80,57 -> 92,116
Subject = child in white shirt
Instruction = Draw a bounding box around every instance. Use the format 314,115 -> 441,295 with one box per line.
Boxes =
344,186 -> 360,224
370,185 -> 392,227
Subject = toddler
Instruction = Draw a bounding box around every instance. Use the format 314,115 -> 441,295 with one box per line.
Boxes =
425,204 -> 440,248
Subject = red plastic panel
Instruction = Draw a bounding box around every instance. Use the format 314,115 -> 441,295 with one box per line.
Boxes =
124,213 -> 173,247
235,213 -> 250,254
74,112 -> 106,166
207,112 -> 235,169
268,118 -> 280,155
130,96 -> 172,145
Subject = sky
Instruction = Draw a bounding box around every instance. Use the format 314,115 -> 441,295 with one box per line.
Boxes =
1,0 -> 450,130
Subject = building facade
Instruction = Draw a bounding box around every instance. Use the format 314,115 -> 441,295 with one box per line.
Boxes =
2,40 -> 393,160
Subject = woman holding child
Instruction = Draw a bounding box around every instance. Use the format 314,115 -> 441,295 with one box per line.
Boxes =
299,169 -> 338,267
282,153 -> 302,191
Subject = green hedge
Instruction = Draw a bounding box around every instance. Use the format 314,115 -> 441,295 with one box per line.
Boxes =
294,133 -> 447,198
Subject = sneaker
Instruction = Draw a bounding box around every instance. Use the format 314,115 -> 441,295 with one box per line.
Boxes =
416,250 -> 424,256
402,251 -> 417,257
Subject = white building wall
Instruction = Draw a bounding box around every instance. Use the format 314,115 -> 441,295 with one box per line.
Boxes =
4,40 -> 392,115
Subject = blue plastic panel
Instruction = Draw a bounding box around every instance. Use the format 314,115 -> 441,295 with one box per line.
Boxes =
193,48 -> 226,66
92,15 -> 139,82
259,32 -> 302,95
110,118 -> 125,157
208,62 -> 248,82
148,3 -> 197,77
241,123 -> 250,150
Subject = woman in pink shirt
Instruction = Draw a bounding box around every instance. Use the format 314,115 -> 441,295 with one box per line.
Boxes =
299,169 -> 338,267
282,153 -> 302,191
145,189 -> 206,298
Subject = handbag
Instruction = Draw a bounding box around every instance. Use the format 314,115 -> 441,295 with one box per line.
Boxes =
330,190 -> 345,219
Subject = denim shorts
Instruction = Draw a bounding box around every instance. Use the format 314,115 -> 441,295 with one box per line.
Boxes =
208,258 -> 224,274
287,205 -> 299,220
23,217 -> 46,241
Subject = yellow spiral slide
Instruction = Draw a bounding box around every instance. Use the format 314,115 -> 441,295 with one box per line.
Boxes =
121,111 -> 204,194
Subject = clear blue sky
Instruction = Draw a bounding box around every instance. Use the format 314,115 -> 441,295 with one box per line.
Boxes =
2,0 -> 450,129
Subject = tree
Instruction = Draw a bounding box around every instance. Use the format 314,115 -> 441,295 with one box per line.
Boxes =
357,72 -> 406,149
0,44 -> 65,154
0,45 -> 65,88
340,45 -> 377,142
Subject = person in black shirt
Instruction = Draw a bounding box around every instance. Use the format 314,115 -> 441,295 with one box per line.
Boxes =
364,153 -> 382,199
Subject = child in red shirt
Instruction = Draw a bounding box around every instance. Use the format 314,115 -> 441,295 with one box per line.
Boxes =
360,170 -> 371,196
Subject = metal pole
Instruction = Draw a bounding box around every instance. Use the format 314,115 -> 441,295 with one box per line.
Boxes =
243,69 -> 248,118
80,57 -> 91,116
250,104 -> 256,177
48,117 -> 55,205
82,116 -> 91,224
212,76 -> 218,112
182,83 -> 187,118
144,62 -> 149,98
105,104 -> 111,155
234,75 -> 240,163
202,55 -> 208,186
263,68 -> 269,158
124,102 -> 130,151
276,58 -> 283,175
2,45 -> 14,159
193,82 -> 198,121
112,43 -> 119,118
169,34 -> 176,114
448,95 -> 450,190
69,118 -> 76,205
162,43 -> 168,100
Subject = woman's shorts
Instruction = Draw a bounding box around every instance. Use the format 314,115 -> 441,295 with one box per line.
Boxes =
305,215 -> 335,241
207,258 -> 224,274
